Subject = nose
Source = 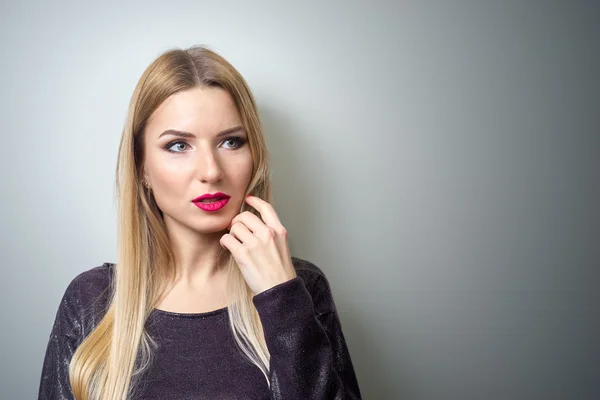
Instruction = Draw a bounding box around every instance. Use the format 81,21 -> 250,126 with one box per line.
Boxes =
195,147 -> 224,183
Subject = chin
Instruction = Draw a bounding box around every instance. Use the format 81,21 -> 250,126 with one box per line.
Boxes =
164,211 -> 228,233
198,219 -> 231,232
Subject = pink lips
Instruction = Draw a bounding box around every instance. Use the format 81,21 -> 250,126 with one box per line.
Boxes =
192,192 -> 230,212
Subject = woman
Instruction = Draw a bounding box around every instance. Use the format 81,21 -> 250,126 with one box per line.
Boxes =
38,45 -> 362,399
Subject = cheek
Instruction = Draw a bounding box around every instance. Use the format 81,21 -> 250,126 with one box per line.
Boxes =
150,169 -> 191,208
153,168 -> 187,189
229,155 -> 253,185
150,154 -> 195,184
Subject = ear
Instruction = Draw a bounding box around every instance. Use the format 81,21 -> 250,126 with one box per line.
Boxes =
141,173 -> 151,189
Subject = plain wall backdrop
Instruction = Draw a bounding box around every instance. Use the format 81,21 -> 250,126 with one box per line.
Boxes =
1,1 -> 598,399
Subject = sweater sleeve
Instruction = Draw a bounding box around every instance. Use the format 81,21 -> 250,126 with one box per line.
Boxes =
252,270 -> 362,400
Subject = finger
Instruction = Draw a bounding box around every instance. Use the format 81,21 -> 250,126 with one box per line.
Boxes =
244,196 -> 284,230
230,211 -> 269,235
220,233 -> 247,260
244,197 -> 289,247
229,221 -> 258,246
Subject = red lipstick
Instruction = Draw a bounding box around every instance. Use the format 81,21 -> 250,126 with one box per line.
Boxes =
192,192 -> 230,212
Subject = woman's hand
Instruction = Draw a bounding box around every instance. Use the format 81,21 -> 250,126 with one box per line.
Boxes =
220,195 -> 297,295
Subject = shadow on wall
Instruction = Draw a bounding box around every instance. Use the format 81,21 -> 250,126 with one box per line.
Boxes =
258,105 -> 408,399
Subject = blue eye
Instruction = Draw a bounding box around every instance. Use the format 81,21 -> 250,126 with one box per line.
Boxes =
222,136 -> 246,149
166,141 -> 189,153
164,136 -> 246,153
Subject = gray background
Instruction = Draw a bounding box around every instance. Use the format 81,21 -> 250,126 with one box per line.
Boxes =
1,1 -> 598,399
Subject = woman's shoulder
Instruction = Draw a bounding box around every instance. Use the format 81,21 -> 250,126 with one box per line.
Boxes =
291,256 -> 338,315
291,256 -> 326,280
65,262 -> 114,301
57,263 -> 114,335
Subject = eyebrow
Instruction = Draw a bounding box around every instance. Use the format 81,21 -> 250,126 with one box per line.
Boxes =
158,125 -> 246,140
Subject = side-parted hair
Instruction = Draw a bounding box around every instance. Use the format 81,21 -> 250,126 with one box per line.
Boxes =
68,45 -> 272,400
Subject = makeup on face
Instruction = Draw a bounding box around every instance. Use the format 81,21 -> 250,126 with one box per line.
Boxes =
192,192 -> 231,212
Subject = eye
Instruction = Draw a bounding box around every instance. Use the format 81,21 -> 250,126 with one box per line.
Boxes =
163,136 -> 246,153
165,141 -> 189,153
221,136 -> 246,150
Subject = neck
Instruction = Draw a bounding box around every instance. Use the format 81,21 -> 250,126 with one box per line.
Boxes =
167,222 -> 230,289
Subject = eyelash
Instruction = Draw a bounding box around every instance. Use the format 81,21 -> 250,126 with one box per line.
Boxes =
164,136 -> 246,153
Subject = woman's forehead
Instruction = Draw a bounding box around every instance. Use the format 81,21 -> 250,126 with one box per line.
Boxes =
146,87 -> 242,139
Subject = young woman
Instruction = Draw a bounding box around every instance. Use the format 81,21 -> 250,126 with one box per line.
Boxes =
38,45 -> 362,399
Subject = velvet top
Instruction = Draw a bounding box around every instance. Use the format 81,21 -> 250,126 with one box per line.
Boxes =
38,257 -> 362,399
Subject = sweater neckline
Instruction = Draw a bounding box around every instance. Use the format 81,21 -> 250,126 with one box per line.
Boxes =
150,306 -> 228,319
103,263 -> 230,319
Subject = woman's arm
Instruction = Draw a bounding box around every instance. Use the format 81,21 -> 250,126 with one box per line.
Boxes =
253,267 -> 362,399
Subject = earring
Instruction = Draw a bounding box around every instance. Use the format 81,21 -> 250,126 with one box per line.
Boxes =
142,179 -> 150,188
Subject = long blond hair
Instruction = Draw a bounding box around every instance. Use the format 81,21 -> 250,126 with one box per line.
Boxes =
68,45 -> 272,399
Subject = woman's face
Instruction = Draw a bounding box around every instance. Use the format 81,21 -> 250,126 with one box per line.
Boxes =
142,86 -> 253,234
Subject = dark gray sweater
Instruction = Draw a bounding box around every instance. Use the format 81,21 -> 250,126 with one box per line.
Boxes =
38,257 -> 362,399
